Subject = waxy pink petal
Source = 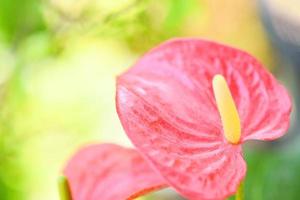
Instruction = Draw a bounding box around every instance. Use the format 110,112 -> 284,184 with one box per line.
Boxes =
116,39 -> 291,199
64,144 -> 167,200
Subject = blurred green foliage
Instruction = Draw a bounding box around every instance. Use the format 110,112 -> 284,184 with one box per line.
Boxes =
245,146 -> 300,200
0,0 -> 298,200
0,0 -> 45,44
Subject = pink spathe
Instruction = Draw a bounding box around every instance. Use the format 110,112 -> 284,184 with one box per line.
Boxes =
65,38 -> 291,200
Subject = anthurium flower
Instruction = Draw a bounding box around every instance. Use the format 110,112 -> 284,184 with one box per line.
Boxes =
64,38 -> 291,200
116,39 -> 291,199
64,144 -> 168,200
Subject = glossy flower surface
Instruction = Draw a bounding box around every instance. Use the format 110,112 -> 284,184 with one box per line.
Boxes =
116,39 -> 291,199
65,39 -> 291,200
64,144 -> 167,200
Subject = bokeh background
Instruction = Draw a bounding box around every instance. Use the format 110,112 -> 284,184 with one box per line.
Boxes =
0,0 -> 299,199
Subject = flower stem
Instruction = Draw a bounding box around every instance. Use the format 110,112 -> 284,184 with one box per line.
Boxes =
235,181 -> 244,200
58,176 -> 72,200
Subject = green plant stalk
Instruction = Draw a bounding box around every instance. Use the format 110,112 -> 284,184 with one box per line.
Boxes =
235,181 -> 244,200
58,176 -> 72,200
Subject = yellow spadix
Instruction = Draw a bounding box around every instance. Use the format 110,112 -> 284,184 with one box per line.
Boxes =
212,74 -> 241,144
